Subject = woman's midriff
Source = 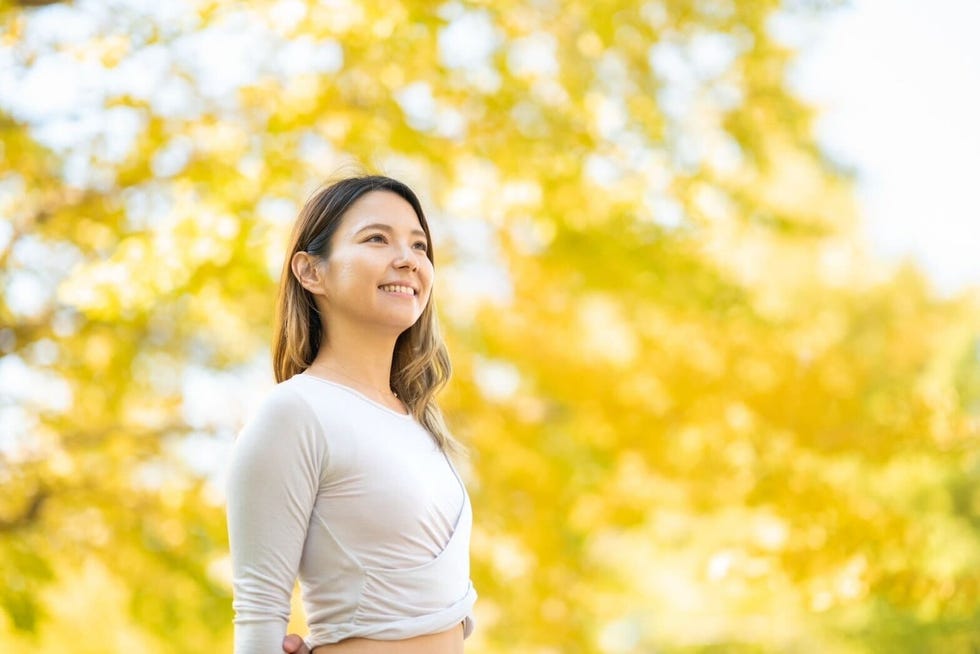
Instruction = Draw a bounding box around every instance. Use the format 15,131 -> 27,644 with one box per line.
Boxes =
311,623 -> 464,654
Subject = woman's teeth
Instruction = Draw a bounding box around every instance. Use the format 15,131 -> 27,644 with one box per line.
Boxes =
380,285 -> 415,295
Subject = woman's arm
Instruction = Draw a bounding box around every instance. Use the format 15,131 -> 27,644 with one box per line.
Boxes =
227,386 -> 326,653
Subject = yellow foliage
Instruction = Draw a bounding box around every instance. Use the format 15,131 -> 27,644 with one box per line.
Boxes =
1,0 -> 979,653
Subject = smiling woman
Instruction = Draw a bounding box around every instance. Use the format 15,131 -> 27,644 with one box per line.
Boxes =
295,191 -> 435,350
226,176 -> 476,654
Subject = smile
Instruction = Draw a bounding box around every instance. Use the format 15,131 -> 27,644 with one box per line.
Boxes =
379,284 -> 416,296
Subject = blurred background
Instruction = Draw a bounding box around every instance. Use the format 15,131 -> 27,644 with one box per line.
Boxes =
1,0 -> 978,652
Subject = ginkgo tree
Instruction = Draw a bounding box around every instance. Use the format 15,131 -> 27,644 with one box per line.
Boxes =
1,0 -> 978,652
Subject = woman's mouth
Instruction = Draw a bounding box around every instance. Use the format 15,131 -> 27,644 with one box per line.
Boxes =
379,284 -> 416,296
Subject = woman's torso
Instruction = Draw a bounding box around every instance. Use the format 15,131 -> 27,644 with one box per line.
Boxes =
228,375 -> 477,652
287,374 -> 475,646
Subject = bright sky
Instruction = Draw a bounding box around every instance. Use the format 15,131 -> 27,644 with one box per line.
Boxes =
786,0 -> 980,295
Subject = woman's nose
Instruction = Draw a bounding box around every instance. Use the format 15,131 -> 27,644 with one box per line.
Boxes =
392,244 -> 419,270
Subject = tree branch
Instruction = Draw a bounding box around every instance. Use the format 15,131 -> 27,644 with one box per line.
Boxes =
0,488 -> 48,532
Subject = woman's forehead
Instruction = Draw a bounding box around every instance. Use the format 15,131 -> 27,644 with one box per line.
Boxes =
339,191 -> 426,235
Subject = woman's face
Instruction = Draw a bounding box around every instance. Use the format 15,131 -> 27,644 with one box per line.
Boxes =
318,190 -> 434,334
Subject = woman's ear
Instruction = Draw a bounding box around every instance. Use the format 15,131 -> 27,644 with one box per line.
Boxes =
291,251 -> 325,295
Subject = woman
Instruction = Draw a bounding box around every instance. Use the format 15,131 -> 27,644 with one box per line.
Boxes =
226,176 -> 476,654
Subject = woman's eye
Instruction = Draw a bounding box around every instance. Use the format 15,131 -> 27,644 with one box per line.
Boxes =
366,234 -> 387,243
413,241 -> 429,252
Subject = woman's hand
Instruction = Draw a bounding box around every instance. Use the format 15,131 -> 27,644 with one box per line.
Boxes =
282,634 -> 311,654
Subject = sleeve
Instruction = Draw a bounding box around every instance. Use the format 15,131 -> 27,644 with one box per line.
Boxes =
226,386 -> 327,654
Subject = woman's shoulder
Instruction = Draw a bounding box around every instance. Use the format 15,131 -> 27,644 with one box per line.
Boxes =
243,373 -> 358,433
253,374 -> 311,411
232,377 -> 331,468
228,377 -> 329,495
240,375 -> 323,434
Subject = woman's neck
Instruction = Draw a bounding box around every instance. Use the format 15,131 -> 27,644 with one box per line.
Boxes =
308,329 -> 398,398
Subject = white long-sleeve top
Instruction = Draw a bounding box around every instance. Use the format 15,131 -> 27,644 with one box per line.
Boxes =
226,373 -> 476,652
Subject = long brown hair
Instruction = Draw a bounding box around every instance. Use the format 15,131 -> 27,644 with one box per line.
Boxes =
272,175 -> 462,454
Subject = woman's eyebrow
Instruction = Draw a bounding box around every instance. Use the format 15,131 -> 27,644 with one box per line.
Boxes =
354,222 -> 427,238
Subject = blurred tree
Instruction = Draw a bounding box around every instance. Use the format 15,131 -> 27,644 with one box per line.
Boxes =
1,0 -> 978,652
